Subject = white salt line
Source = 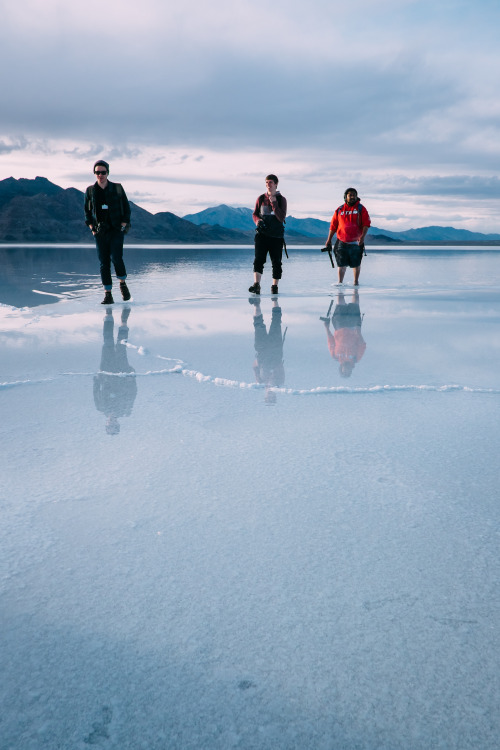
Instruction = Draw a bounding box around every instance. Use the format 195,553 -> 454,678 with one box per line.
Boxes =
31,289 -> 67,298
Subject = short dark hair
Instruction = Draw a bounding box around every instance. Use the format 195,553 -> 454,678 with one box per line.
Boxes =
94,160 -> 109,173
266,174 -> 279,185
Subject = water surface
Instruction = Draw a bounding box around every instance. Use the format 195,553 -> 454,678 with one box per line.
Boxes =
1,245 -> 499,749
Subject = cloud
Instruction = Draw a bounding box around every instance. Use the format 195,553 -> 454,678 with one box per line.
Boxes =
372,175 -> 500,199
63,145 -> 107,160
2,0 -> 497,158
1,0 -> 500,230
0,137 -> 29,155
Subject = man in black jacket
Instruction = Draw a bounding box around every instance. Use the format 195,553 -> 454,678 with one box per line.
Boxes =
84,160 -> 132,304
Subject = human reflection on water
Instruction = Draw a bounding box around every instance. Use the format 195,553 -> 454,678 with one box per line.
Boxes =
249,297 -> 286,404
93,307 -> 137,434
321,290 -> 366,377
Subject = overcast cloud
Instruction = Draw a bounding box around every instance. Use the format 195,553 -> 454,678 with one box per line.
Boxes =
1,0 -> 499,231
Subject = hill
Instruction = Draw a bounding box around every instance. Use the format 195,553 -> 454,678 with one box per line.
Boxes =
0,178 -> 251,244
184,204 -> 500,243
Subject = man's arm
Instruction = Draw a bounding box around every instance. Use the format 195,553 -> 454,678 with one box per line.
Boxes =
324,211 -> 338,247
358,226 -> 369,245
118,186 -> 131,225
325,228 -> 336,246
358,205 -> 371,245
270,194 -> 287,223
252,196 -> 262,225
84,187 -> 94,228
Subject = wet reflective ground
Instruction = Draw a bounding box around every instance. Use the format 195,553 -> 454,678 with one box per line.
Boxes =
1,246 -> 499,749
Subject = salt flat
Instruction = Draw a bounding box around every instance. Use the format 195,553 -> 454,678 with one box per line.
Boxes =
1,246 -> 499,749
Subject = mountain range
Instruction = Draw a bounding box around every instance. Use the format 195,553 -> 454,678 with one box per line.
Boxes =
184,204 -> 500,243
0,177 -> 499,244
0,177 -> 249,244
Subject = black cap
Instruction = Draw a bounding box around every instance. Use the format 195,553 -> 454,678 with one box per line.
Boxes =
94,160 -> 109,173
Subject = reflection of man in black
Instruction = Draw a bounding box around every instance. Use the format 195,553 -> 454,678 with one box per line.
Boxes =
321,290 -> 366,378
94,307 -> 137,434
249,297 -> 285,404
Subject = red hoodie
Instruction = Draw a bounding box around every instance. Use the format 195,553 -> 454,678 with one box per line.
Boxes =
326,328 -> 366,364
329,201 -> 371,244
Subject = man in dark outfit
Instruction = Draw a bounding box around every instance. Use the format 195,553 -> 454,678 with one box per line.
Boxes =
249,174 -> 287,296
84,160 -> 132,304
94,307 -> 137,434
249,297 -> 285,404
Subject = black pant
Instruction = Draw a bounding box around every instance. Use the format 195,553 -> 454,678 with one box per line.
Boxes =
253,307 -> 284,385
95,229 -> 127,288
253,234 -> 283,279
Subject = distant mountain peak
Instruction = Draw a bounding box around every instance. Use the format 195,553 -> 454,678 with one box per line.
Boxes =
182,203 -> 500,243
183,204 -> 255,232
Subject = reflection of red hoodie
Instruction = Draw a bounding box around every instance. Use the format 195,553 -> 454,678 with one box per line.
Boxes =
326,328 -> 366,364
329,201 -> 371,244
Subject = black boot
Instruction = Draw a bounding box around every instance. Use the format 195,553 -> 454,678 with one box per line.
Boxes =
120,281 -> 131,301
248,282 -> 261,295
101,290 -> 114,305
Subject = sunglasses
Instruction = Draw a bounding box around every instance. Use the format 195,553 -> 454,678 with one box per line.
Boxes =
94,170 -> 107,175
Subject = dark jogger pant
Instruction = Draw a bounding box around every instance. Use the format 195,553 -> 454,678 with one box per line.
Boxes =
253,234 -> 284,280
95,229 -> 127,289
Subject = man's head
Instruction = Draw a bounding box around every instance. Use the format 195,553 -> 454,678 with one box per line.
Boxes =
344,187 -> 358,205
265,174 -> 279,194
106,415 -> 120,435
93,160 -> 109,187
339,360 -> 355,378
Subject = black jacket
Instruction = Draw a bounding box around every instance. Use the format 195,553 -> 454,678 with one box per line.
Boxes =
84,180 -> 131,229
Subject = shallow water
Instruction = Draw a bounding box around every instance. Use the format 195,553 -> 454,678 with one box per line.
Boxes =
1,245 -> 499,749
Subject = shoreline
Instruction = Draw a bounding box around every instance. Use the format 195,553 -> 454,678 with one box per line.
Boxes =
1,242 -> 500,250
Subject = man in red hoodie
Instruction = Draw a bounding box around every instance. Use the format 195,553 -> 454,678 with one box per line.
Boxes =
324,188 -> 371,285
322,291 -> 366,378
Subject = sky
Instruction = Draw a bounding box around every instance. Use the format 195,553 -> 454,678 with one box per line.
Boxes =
1,0 -> 500,232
